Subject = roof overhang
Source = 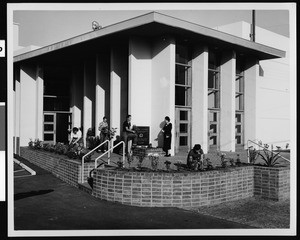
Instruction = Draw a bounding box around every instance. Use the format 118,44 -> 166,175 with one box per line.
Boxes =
13,11 -> 286,63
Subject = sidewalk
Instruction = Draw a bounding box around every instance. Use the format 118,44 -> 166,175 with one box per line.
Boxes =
13,158 -> 254,231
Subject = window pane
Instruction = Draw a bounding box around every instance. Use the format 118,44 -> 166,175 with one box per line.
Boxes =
44,124 -> 54,131
236,114 -> 242,123
176,45 -> 190,64
175,86 -> 186,106
180,111 -> 188,120
44,114 -> 54,122
236,125 -> 241,133
209,136 -> 217,145
208,71 -> 215,88
180,136 -> 188,146
44,134 -> 54,141
209,52 -> 219,70
210,124 -> 217,133
176,65 -> 186,85
180,124 -> 188,133
236,136 -> 241,144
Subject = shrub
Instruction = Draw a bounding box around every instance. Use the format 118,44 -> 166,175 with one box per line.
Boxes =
148,153 -> 159,171
126,152 -> 134,168
164,160 -> 171,171
205,158 -> 214,170
258,144 -> 282,167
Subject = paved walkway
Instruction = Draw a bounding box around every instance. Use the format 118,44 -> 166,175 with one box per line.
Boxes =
14,158 -> 254,231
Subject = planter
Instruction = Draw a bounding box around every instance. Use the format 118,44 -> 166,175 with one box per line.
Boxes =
92,166 -> 254,208
253,165 -> 290,201
20,147 -> 94,187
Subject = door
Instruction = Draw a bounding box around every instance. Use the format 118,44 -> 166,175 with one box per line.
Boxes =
175,108 -> 191,154
43,113 -> 56,144
43,112 -> 72,144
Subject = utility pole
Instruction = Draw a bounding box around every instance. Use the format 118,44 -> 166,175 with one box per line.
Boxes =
250,10 -> 256,42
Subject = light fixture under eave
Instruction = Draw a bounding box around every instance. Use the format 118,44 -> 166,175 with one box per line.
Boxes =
92,21 -> 102,31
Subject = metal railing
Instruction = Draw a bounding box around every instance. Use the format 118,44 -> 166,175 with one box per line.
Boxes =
246,139 -> 290,163
94,141 -> 125,169
81,139 -> 110,183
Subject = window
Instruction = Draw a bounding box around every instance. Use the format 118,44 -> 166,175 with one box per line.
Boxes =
208,51 -> 220,109
175,44 -> 192,107
208,50 -> 221,150
235,56 -> 244,145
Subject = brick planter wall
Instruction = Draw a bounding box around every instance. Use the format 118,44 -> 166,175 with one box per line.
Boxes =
253,165 -> 290,201
19,147 -> 290,207
20,147 -> 94,187
92,166 -> 254,208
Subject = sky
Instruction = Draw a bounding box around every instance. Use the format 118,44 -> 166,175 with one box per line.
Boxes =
13,7 -> 290,48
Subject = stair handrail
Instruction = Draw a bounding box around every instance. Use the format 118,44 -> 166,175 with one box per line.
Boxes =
94,141 -> 125,169
247,139 -> 290,163
81,139 -> 110,183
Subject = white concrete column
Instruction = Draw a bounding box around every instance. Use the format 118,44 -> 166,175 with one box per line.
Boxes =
19,64 -> 37,146
244,58 -> 259,146
95,53 -> 111,136
70,65 -> 83,131
220,50 -> 236,151
83,59 -> 96,146
128,36 -> 152,127
36,65 -> 44,140
110,49 -> 121,137
151,36 -> 175,155
191,45 -> 208,153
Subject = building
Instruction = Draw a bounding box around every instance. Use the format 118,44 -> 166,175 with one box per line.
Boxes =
13,12 -> 288,156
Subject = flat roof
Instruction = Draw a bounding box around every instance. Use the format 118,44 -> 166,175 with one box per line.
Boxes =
14,11 -> 285,63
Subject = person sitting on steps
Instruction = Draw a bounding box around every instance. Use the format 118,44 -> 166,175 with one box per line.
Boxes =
122,114 -> 138,154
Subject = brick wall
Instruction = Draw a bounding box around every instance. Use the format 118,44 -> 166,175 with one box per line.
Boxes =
20,147 -> 94,187
254,166 -> 290,201
92,166 -> 254,208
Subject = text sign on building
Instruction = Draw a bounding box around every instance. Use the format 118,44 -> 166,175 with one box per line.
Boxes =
0,40 -> 5,57
136,126 -> 150,146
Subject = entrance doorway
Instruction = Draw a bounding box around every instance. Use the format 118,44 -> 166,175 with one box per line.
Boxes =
43,112 -> 72,144
175,107 -> 191,154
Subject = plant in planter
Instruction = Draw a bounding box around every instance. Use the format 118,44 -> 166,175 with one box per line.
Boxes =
54,142 -> 67,155
218,152 -> 228,168
42,143 -> 51,151
126,152 -> 134,168
78,148 -> 93,162
258,144 -> 282,167
164,160 -> 171,171
174,160 -> 183,171
116,158 -> 124,168
235,154 -> 242,166
148,153 -> 159,171
33,138 -> 43,150
248,147 -> 259,165
205,158 -> 214,170
136,154 -> 146,169
28,139 -> 34,149
229,158 -> 235,167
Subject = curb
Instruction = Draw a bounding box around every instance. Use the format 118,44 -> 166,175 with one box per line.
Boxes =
14,158 -> 36,176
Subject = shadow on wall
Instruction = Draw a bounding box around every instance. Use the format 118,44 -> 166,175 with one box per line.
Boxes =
154,120 -> 165,148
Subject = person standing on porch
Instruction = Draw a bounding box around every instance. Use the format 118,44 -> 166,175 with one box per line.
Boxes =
98,116 -> 109,152
162,116 -> 172,157
122,114 -> 138,153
